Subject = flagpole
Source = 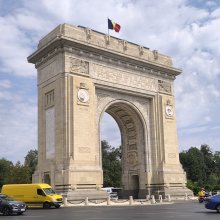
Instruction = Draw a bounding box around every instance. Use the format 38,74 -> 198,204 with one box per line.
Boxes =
107,17 -> 109,35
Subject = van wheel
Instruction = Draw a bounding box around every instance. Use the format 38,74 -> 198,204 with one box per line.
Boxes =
55,205 -> 60,208
216,204 -> 220,213
2,206 -> 12,216
43,202 -> 51,209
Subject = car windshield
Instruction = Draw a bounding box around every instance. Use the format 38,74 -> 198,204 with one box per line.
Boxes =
43,188 -> 55,195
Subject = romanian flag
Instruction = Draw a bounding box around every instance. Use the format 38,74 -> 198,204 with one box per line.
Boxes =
108,18 -> 121,32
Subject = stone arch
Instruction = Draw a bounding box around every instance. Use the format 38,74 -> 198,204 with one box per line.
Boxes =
99,99 -> 148,198
30,23 -> 193,199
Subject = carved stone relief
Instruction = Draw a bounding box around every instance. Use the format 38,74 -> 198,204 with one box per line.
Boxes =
165,99 -> 174,119
69,57 -> 89,75
127,151 -> 138,167
158,80 -> 171,94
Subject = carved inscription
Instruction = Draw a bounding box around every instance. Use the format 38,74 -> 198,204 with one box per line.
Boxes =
79,147 -> 91,153
91,64 -> 157,92
168,153 -> 176,158
70,57 -> 89,74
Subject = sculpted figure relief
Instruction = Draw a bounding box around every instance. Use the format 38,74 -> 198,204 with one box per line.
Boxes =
70,57 -> 89,74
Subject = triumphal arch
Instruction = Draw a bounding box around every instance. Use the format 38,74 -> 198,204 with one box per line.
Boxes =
28,23 -> 191,199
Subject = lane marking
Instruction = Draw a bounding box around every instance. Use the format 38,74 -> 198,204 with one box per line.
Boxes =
88,218 -> 127,220
136,211 -> 180,215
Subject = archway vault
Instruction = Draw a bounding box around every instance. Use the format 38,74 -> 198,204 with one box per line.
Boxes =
99,95 -> 151,198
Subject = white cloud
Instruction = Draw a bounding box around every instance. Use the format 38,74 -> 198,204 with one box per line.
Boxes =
0,0 -> 220,163
0,100 -> 37,163
0,79 -> 11,89
101,113 -> 121,148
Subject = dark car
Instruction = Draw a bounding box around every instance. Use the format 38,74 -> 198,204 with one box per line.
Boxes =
0,194 -> 26,216
205,194 -> 220,213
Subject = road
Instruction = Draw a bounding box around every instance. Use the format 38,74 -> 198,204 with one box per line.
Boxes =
1,201 -> 219,220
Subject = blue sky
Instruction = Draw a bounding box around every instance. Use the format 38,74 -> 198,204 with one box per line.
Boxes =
0,0 -> 220,163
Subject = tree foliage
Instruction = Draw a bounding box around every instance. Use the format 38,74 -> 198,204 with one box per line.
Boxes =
180,144 -> 220,193
102,140 -> 121,187
0,149 -> 38,189
6,161 -> 31,184
0,158 -> 13,187
24,149 -> 38,177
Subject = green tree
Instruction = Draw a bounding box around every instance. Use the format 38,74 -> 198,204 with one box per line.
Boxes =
102,140 -> 121,187
24,149 -> 38,178
179,147 -> 206,183
214,151 -> 220,176
0,149 -> 38,187
180,145 -> 220,194
0,158 -> 13,188
5,161 -> 31,184
214,151 -> 220,189
200,144 -> 215,181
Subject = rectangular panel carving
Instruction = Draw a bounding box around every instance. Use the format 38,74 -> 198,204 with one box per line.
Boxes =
46,107 -> 55,159
69,57 -> 89,75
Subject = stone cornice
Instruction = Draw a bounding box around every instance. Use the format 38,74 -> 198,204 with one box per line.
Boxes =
27,23 -> 181,78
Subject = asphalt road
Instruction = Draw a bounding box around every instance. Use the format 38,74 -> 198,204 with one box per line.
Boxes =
1,201 -> 220,220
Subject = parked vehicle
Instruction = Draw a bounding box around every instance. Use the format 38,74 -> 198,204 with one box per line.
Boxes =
212,190 -> 220,195
102,187 -> 121,199
205,194 -> 220,213
0,194 -> 26,216
1,184 -> 63,209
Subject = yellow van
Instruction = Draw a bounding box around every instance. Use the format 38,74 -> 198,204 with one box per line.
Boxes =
1,184 -> 63,209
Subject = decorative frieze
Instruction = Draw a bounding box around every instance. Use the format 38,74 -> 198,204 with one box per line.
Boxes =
91,63 -> 157,92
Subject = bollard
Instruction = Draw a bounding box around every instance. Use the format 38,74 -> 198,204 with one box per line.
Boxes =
107,196 -> 111,206
158,195 -> 163,203
151,195 -> 156,204
63,196 -> 68,206
85,197 -> 89,206
167,194 -> 171,202
185,193 -> 188,200
146,195 -> 150,201
129,196 -> 134,205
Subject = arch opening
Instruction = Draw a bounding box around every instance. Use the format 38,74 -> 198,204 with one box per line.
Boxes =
100,112 -> 122,188
100,101 -> 146,199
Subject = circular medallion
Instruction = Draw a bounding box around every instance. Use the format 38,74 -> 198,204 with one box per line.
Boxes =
78,89 -> 89,103
165,105 -> 173,117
